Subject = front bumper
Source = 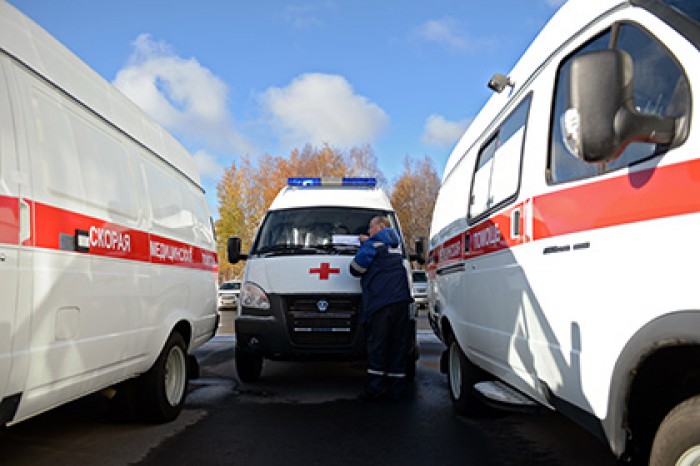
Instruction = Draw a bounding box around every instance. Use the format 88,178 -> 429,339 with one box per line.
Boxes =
235,293 -> 367,361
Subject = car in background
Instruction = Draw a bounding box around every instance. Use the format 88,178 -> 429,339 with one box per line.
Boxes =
411,270 -> 428,310
218,280 -> 241,310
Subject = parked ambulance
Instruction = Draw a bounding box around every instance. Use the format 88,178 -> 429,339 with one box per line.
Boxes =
0,2 -> 218,425
427,0 -> 700,464
227,177 -> 418,382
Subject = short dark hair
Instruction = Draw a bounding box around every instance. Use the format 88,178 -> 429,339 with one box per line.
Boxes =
372,216 -> 390,229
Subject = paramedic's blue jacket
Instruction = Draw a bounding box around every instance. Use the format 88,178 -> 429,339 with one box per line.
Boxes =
349,227 -> 413,324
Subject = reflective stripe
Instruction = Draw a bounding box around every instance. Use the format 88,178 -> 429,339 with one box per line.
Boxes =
387,372 -> 406,378
367,368 -> 385,376
350,260 -> 367,274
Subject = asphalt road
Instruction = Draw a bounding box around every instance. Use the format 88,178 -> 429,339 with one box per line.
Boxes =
0,311 -> 617,465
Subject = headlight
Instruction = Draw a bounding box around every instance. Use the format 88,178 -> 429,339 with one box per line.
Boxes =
241,282 -> 271,310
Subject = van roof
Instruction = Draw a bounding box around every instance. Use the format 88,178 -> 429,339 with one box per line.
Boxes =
442,0 -> 627,181
0,1 -> 203,190
268,184 -> 394,211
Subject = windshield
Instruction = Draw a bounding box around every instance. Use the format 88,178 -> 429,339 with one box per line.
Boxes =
412,271 -> 427,283
252,207 -> 399,256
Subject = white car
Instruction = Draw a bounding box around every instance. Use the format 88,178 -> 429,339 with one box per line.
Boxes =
411,270 -> 428,309
218,281 -> 241,310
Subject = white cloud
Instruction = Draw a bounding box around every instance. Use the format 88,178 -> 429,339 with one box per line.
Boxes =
422,114 -> 470,149
259,73 -> 389,149
414,18 -> 470,52
192,149 -> 224,184
113,34 -> 252,155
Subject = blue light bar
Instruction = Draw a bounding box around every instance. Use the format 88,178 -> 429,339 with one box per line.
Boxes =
287,177 -> 321,187
287,177 -> 377,187
341,177 -> 377,187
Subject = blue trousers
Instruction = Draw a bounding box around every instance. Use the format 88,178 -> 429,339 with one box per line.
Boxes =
364,302 -> 411,397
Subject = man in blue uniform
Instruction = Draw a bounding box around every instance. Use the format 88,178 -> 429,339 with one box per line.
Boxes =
350,215 -> 413,401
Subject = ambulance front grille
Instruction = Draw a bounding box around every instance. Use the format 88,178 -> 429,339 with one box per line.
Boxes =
284,295 -> 360,346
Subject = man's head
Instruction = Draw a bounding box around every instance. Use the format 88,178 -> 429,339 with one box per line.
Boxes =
368,216 -> 390,237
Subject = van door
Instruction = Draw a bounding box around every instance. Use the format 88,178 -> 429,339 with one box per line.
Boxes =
531,21 -> 691,410
463,96 -> 531,383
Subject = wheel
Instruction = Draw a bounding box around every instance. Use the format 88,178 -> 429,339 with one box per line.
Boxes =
405,323 -> 419,382
137,332 -> 189,423
650,395 -> 700,466
447,338 -> 489,416
235,348 -> 263,382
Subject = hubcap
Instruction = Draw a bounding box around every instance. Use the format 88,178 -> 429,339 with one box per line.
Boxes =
677,445 -> 700,466
165,345 -> 187,406
449,343 -> 462,399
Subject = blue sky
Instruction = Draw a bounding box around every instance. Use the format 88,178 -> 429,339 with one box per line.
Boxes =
8,0 -> 566,212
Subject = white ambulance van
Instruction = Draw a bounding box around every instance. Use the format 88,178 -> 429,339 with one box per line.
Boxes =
0,2 -> 218,425
427,0 -> 700,463
227,177 -> 418,382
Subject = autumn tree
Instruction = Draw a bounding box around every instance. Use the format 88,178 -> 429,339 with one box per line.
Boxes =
346,144 -> 387,188
390,155 -> 440,266
215,144 -> 383,281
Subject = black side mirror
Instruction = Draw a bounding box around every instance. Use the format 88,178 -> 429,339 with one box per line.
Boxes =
565,49 -> 676,163
227,236 -> 247,264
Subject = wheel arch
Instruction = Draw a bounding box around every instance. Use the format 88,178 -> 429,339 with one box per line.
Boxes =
172,319 -> 193,351
606,311 -> 700,462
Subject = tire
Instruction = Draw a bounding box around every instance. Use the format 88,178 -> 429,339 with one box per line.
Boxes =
405,325 -> 419,382
650,395 -> 700,466
235,348 -> 263,382
447,338 -> 489,416
137,332 -> 189,423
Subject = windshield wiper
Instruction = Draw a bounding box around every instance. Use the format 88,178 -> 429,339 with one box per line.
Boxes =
256,244 -> 322,256
307,243 -> 360,254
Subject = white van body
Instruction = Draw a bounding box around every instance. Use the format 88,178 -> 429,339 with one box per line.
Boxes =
428,0 -> 700,463
230,178 -> 416,382
0,1 -> 218,425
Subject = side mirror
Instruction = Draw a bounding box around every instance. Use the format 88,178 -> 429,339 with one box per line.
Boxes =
410,237 -> 427,265
564,49 -> 676,163
226,236 -> 248,264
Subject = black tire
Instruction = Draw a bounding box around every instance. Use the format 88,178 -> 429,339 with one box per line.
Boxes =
405,325 -> 419,382
137,332 -> 189,423
447,338 -> 489,416
650,395 -> 700,466
235,348 -> 263,382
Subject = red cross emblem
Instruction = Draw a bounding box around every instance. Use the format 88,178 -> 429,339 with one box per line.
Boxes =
309,262 -> 340,280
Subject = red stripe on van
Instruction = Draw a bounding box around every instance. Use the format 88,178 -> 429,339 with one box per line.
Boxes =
467,205 -> 526,259
0,195 -> 19,244
533,161 -> 700,239
431,160 -> 700,268
0,197 -> 217,271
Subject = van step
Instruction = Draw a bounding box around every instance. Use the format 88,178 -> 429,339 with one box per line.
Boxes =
474,381 -> 541,413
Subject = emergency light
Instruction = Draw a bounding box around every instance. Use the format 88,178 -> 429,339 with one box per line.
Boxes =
287,177 -> 377,187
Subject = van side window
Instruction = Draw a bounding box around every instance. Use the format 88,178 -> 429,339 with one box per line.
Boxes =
469,95 -> 531,221
549,24 -> 690,184
143,158 -> 196,242
29,83 -> 139,220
